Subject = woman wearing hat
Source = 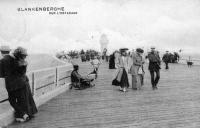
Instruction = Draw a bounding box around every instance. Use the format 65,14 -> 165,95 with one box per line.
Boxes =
0,47 -> 37,122
130,48 -> 145,90
109,51 -> 116,69
112,48 -> 129,92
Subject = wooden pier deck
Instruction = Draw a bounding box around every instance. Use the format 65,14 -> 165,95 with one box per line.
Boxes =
8,60 -> 200,128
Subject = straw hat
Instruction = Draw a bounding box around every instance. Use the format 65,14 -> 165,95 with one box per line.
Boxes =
136,48 -> 144,53
119,48 -> 129,52
0,45 -> 11,52
13,47 -> 28,56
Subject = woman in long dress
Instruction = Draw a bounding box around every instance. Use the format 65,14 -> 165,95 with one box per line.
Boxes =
109,52 -> 116,69
112,48 -> 129,92
130,48 -> 144,90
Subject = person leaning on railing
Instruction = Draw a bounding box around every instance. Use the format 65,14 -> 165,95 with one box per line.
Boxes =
0,47 -> 38,122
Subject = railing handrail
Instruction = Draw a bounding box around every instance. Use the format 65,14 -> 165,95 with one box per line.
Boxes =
179,58 -> 200,61
27,64 -> 72,74
0,64 -> 72,104
0,99 -> 8,103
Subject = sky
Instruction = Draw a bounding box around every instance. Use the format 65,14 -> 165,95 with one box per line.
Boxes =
0,0 -> 200,55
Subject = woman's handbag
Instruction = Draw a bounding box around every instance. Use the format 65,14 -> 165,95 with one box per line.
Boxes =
112,79 -> 120,86
138,66 -> 143,75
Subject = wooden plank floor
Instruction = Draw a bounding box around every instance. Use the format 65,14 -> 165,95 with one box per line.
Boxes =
8,60 -> 200,128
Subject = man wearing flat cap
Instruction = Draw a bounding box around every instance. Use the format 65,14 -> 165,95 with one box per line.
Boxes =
147,46 -> 161,90
112,48 -> 129,92
0,45 -> 11,59
130,48 -> 145,90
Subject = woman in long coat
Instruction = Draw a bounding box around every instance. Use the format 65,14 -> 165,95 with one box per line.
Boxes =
109,52 -> 116,69
0,47 -> 37,122
130,48 -> 144,90
112,48 -> 129,92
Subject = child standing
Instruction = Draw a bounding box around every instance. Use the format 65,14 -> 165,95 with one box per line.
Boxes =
90,56 -> 101,79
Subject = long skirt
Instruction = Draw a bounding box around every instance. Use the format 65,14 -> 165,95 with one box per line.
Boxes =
132,75 -> 142,90
120,68 -> 129,88
8,84 -> 38,118
112,68 -> 129,88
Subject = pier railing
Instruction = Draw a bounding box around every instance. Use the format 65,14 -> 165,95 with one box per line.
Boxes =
0,64 -> 72,103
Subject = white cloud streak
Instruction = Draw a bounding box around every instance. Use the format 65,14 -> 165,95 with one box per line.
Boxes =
0,0 -> 200,54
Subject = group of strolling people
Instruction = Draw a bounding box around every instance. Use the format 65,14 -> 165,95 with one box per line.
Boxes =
112,46 -> 161,92
0,46 -> 37,122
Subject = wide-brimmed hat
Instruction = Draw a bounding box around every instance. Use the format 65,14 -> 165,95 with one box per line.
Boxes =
0,45 -> 11,52
119,48 -> 129,52
136,48 -> 144,53
13,47 -> 28,57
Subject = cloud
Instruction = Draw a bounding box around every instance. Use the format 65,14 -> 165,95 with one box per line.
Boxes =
142,16 -> 200,52
0,0 -> 200,55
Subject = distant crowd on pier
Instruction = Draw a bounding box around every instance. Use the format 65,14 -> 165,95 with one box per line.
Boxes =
66,46 -> 181,92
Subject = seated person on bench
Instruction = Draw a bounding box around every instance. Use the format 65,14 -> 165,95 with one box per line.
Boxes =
71,65 -> 95,89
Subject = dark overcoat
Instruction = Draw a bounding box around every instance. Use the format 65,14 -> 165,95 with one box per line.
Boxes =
0,55 -> 28,92
0,55 -> 37,117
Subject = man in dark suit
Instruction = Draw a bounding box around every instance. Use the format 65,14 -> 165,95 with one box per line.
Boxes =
162,51 -> 170,69
147,46 -> 161,90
